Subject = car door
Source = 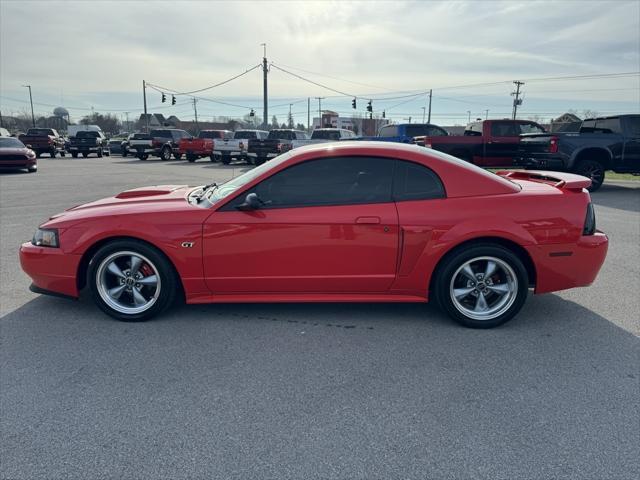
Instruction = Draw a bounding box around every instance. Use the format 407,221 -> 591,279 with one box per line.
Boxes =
202,156 -> 399,294
483,121 -> 523,166
621,116 -> 640,171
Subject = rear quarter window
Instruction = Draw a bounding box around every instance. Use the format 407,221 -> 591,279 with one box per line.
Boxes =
393,161 -> 445,201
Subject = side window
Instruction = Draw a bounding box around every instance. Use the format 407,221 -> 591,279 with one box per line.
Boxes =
232,156 -> 395,209
519,123 -> 545,134
393,161 -> 445,201
491,122 -> 519,137
625,116 -> 640,136
598,118 -> 621,134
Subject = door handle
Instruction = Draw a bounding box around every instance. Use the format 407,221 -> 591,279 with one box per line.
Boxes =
355,216 -> 381,224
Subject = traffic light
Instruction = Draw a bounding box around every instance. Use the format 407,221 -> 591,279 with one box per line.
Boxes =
161,93 -> 166,103
382,110 -> 386,119
172,95 -> 176,105
352,98 -> 356,109
367,100 -> 372,113
249,109 -> 255,117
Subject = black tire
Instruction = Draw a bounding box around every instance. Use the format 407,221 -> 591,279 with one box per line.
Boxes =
433,243 -> 529,329
160,146 -> 172,161
221,154 -> 231,165
186,154 -> 196,163
35,152 -> 41,158
50,149 -> 57,158
27,165 -> 37,173
87,239 -> 179,322
173,153 -> 182,160
97,148 -> 103,158
255,156 -> 267,166
82,152 -> 88,158
210,154 -> 217,162
574,159 -> 605,192
71,152 -> 78,158
122,150 -> 128,158
60,151 -> 66,157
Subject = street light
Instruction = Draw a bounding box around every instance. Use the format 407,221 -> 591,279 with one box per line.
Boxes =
22,85 -> 35,127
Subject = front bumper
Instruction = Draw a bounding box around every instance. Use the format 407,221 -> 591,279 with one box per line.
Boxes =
528,232 -> 609,294
19,242 -> 82,298
0,158 -> 36,168
68,146 -> 100,153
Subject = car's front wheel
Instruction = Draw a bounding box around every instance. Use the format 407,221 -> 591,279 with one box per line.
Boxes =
434,244 -> 528,328
88,240 -> 179,322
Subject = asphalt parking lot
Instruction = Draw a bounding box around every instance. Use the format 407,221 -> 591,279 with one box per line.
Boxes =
1,155 -> 639,479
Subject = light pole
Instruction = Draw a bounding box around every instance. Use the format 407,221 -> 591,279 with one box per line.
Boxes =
467,110 -> 471,123
421,106 -> 426,123
22,85 -> 35,127
484,109 -> 489,120
315,97 -> 324,129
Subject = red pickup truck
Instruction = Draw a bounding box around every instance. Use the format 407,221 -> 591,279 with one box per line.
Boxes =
178,129 -> 232,163
415,119 -> 546,167
18,128 -> 66,158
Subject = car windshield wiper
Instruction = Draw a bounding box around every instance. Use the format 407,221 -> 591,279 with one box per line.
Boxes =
194,182 -> 218,203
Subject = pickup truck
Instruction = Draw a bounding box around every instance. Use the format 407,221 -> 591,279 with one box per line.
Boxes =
517,114 -> 640,191
178,130 -> 232,163
129,128 -> 191,160
288,128 -> 357,150
248,129 -> 309,165
67,130 -> 108,158
415,119 -> 546,167
358,123 -> 449,143
214,129 -> 268,164
18,128 -> 66,158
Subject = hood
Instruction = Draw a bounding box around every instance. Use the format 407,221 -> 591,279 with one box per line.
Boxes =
45,185 -> 195,226
0,147 -> 34,156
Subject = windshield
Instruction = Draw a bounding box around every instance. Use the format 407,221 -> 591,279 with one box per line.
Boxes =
233,131 -> 257,139
77,131 -> 100,138
311,130 -> 341,140
207,152 -> 293,203
0,137 -> 25,148
26,129 -> 52,136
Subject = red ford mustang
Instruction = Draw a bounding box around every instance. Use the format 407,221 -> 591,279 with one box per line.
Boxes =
19,142 -> 608,328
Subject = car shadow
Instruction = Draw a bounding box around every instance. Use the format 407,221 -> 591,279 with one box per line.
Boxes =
0,168 -> 30,175
592,182 -> 640,213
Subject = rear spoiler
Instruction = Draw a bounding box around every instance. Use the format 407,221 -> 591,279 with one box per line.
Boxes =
496,170 -> 591,191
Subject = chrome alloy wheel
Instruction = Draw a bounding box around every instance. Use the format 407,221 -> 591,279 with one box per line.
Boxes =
449,256 -> 518,321
96,251 -> 161,315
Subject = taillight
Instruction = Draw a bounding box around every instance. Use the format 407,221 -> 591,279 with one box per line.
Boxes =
239,141 -> 244,150
583,203 -> 596,235
277,143 -> 283,152
152,139 -> 162,147
549,136 -> 559,153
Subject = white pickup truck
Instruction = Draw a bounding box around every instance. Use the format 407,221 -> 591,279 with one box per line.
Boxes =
213,129 -> 268,164
290,128 -> 357,150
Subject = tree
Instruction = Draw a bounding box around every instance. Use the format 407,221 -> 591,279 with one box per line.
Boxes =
295,122 -> 306,131
271,115 -> 279,129
80,112 -> 121,134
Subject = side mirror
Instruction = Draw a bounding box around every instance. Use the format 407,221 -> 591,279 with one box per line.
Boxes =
26,144 -> 32,149
236,192 -> 262,211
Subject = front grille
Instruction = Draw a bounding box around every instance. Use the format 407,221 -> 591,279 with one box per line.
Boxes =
0,154 -> 28,161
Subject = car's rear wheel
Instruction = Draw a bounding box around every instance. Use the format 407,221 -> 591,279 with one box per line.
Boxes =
71,152 -> 78,158
60,151 -> 66,157
255,156 -> 266,166
434,244 -> 528,328
210,154 -> 217,162
186,154 -> 196,163
574,159 -> 605,192
221,154 -> 231,165
82,152 -> 88,158
97,148 -> 103,158
122,150 -> 128,158
50,149 -> 57,158
88,240 -> 178,322
173,153 -> 182,160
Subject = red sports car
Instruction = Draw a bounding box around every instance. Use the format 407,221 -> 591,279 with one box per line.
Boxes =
19,142 -> 608,328
0,137 -> 37,173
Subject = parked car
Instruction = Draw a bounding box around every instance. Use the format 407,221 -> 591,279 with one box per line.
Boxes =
288,128 -> 357,150
67,130 -> 108,158
179,130 -> 232,163
214,129 -> 268,164
0,137 -> 37,173
359,123 -> 449,143
20,142 -> 608,329
414,119 -> 547,167
121,133 -> 138,157
0,127 -> 11,137
129,129 -> 190,160
18,128 -> 66,158
107,135 -> 128,155
248,129 -> 309,165
68,125 -> 102,138
517,115 -> 640,191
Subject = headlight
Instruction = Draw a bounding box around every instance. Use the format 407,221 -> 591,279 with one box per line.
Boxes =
32,228 -> 59,247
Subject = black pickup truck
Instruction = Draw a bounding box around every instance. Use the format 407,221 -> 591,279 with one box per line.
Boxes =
67,130 -> 108,158
248,129 -> 309,165
517,114 -> 640,191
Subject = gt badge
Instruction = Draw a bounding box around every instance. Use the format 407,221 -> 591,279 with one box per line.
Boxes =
181,242 -> 194,248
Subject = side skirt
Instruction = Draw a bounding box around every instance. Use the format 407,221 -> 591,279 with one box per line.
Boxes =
186,293 -> 428,305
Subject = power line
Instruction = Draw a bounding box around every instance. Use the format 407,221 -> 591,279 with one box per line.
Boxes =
146,64 -> 261,95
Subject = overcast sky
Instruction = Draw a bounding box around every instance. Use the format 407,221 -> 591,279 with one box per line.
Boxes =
1,0 -> 639,124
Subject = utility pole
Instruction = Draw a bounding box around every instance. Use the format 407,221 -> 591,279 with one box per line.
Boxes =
261,43 -> 268,129
315,97 -> 324,128
124,111 -> 130,132
427,89 -> 432,123
511,80 -> 524,120
421,107 -> 426,123
307,97 -> 310,132
142,80 -> 149,132
0,110 -> 3,128
193,98 -> 199,132
484,109 -> 489,120
22,85 -> 35,127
